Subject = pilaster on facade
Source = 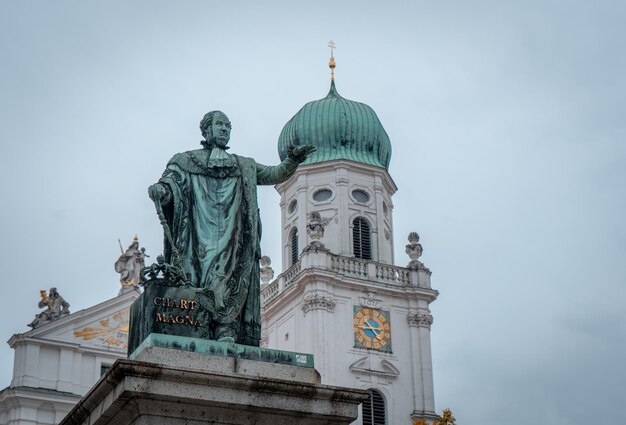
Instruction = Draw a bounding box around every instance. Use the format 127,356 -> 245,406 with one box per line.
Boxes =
407,308 -> 437,419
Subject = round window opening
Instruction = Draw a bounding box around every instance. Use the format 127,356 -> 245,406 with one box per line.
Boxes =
313,189 -> 333,202
288,200 -> 298,214
352,189 -> 370,203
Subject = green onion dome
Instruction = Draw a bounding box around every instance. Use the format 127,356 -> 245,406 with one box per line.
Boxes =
278,81 -> 391,170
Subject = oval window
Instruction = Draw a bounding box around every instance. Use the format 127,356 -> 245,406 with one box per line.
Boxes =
313,189 -> 333,202
352,189 -> 370,203
288,199 -> 298,214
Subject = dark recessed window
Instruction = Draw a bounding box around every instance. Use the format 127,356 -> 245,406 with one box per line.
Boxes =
290,227 -> 299,265
288,199 -> 298,214
100,365 -> 111,377
352,189 -> 370,203
362,389 -> 386,425
353,217 -> 372,260
383,202 -> 388,216
313,189 -> 333,202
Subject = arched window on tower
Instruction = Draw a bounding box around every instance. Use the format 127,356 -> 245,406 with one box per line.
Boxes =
362,389 -> 386,425
290,227 -> 299,265
353,217 -> 372,260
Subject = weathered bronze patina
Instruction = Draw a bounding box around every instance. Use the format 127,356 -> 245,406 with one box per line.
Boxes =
142,111 -> 313,347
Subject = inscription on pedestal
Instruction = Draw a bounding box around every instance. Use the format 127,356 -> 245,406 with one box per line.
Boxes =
128,281 -> 212,356
153,297 -> 202,326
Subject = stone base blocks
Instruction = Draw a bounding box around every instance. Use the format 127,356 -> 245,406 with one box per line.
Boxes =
59,344 -> 367,425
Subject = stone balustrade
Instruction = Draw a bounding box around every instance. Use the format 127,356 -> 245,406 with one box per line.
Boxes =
261,261 -> 301,305
375,263 -> 411,285
330,256 -> 368,277
261,251 -> 430,307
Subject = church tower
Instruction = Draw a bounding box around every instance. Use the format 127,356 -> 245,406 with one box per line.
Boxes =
261,49 -> 439,425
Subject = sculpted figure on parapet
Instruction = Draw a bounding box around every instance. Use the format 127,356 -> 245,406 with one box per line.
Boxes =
148,111 -> 314,346
115,236 -> 148,287
28,287 -> 70,328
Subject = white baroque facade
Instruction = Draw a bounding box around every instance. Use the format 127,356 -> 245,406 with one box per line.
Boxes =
0,290 -> 137,425
262,160 -> 439,424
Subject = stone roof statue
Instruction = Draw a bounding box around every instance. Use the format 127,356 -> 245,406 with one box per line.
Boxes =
115,236 -> 148,290
28,287 -> 70,328
303,211 -> 330,253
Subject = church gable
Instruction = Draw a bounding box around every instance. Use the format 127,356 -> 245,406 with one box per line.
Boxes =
21,291 -> 138,351
72,307 -> 130,349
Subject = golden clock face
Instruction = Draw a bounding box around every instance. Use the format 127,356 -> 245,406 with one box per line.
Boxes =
353,307 -> 392,352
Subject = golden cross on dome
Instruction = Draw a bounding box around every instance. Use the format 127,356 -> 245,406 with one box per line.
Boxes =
328,40 -> 336,80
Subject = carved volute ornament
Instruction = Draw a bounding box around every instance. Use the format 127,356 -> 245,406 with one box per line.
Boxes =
407,312 -> 434,329
302,293 -> 336,314
28,288 -> 70,328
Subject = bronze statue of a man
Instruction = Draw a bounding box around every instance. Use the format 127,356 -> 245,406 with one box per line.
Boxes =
148,111 -> 313,345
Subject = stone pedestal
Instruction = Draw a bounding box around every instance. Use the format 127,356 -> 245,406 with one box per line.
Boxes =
128,282 -> 214,355
59,342 -> 367,425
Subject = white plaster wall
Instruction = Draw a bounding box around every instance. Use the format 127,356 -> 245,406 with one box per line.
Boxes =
9,342 -> 121,397
2,338 -> 125,425
262,269 -> 437,424
0,391 -> 77,425
276,161 -> 397,269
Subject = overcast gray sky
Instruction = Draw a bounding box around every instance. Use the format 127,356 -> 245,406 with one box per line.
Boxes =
1,1 -> 625,423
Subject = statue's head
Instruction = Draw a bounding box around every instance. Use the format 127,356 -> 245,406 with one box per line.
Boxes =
49,287 -> 58,297
200,111 -> 231,149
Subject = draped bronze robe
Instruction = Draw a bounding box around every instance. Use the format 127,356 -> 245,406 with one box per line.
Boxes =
158,147 -> 298,345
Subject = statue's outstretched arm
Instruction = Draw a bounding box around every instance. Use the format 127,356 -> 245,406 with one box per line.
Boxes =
256,145 -> 315,185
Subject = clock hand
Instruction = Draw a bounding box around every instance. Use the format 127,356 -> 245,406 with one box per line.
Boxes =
359,323 -> 384,340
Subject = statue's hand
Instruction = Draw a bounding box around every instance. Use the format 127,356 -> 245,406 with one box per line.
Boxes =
148,183 -> 171,205
287,145 -> 316,163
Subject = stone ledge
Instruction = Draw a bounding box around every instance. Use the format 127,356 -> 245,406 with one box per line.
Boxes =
129,333 -> 314,367
59,357 -> 367,425
134,345 -> 320,384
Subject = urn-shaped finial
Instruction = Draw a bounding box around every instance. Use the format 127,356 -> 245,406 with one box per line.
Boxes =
406,232 -> 424,270
259,256 -> 274,285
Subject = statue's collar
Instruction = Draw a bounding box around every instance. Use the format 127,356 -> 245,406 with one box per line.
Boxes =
202,141 -> 230,151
